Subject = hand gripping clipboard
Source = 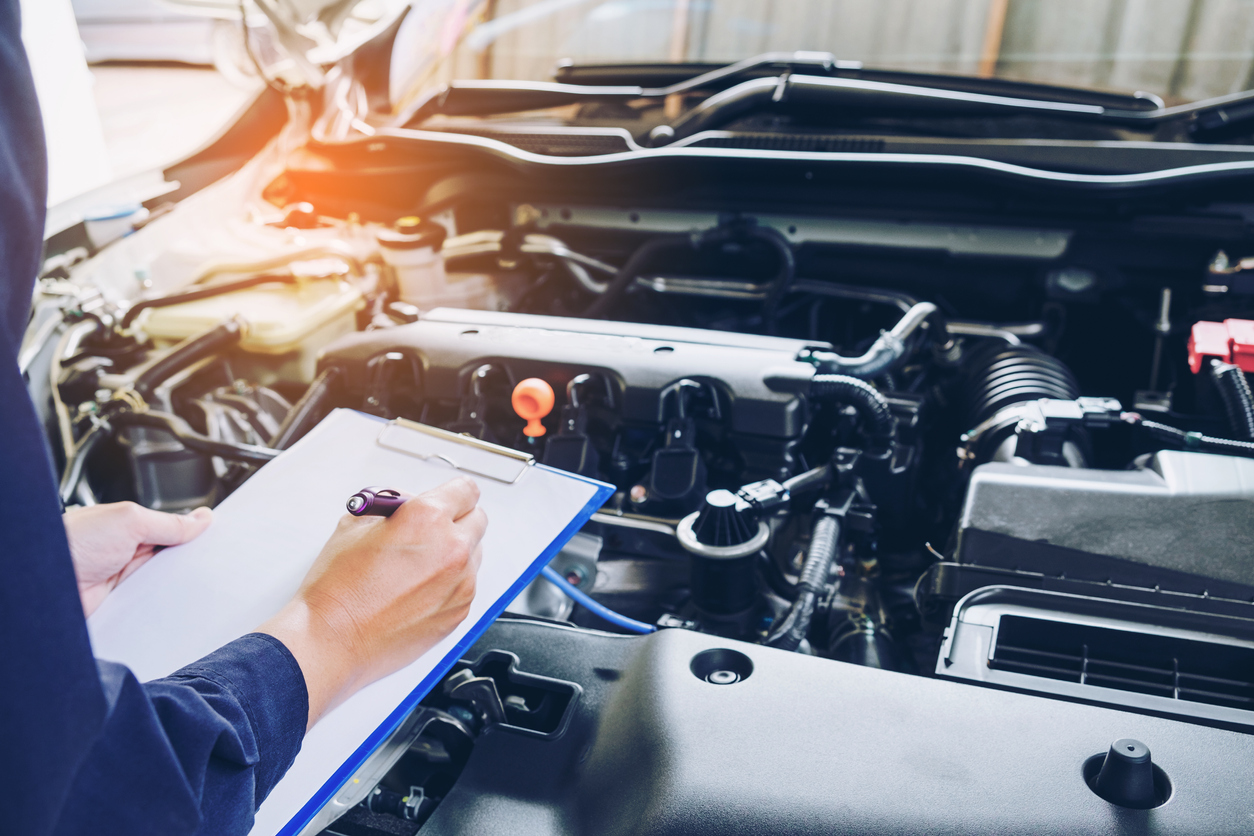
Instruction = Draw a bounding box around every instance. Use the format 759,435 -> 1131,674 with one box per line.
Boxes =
85,409 -> 615,836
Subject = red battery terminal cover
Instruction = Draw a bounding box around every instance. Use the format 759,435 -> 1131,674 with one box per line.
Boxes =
1187,318 -> 1254,373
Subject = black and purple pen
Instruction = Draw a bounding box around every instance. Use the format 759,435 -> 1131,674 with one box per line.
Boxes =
346,487 -> 407,517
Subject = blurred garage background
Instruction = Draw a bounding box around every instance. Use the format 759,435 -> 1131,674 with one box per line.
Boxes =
20,0 -> 254,207
20,0 -> 1254,208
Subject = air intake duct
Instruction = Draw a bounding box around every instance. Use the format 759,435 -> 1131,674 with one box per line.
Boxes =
964,344 -> 1079,427
960,344 -> 1084,466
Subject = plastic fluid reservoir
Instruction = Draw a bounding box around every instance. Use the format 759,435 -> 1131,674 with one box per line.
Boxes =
137,259 -> 363,384
377,217 -> 449,305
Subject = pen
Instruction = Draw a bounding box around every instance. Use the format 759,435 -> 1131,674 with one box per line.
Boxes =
346,487 -> 406,517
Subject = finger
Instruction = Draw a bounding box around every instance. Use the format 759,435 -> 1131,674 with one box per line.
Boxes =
129,505 -> 213,546
455,507 -> 489,545
413,476 -> 480,521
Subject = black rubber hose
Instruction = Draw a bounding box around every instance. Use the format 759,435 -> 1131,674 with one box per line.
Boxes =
758,551 -> 799,600
767,512 -> 841,651
269,366 -> 342,450
810,374 -> 896,444
1210,360 -> 1254,440
121,275 -> 293,328
133,319 -> 244,398
111,409 -> 279,465
582,235 -> 691,318
782,463 -> 832,494
1137,417 -> 1254,457
59,421 -> 107,505
744,225 -> 796,335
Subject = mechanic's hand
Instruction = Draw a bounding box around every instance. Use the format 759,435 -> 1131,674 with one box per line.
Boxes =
63,502 -> 214,618
260,477 -> 486,729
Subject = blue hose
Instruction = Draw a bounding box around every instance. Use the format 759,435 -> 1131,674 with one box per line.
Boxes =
540,566 -> 657,634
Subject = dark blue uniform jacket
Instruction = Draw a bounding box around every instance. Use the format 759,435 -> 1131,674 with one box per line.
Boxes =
0,3 -> 308,832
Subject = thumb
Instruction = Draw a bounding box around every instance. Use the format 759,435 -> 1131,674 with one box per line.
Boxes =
131,506 -> 214,547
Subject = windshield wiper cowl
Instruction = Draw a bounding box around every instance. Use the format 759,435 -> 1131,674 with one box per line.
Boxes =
401,52 -> 1254,145
655,75 -> 1155,145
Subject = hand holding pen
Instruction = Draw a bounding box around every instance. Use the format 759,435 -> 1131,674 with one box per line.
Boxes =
261,477 -> 487,729
346,487 -> 408,517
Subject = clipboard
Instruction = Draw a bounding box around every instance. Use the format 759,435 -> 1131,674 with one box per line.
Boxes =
85,408 -> 615,836
376,417 -> 535,484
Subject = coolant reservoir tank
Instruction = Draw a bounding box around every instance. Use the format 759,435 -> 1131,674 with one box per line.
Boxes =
137,260 -> 363,383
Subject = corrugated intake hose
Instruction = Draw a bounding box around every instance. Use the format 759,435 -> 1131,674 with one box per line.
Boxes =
963,343 -> 1079,428
957,343 -> 1085,466
767,511 -> 842,651
810,374 -> 896,444
111,410 -> 279,465
133,319 -> 244,398
1210,360 -> 1254,440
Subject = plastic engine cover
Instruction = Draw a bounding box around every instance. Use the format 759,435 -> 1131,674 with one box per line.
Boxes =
413,618 -> 1254,835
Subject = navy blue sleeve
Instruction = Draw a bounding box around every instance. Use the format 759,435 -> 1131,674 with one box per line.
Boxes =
0,0 -> 47,352
2,329 -> 310,835
52,636 -> 309,836
0,2 -> 310,833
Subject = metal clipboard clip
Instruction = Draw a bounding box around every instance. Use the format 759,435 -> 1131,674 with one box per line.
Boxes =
376,417 -> 535,484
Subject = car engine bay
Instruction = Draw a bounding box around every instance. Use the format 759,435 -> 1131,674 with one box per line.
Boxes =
24,100 -> 1254,832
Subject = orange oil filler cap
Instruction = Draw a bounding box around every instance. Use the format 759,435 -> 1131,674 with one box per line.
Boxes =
512,378 -> 555,437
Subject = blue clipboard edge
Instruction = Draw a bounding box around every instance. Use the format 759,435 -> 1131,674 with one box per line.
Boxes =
276,463 -> 616,836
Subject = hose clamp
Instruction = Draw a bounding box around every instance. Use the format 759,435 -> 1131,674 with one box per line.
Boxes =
676,512 -> 770,560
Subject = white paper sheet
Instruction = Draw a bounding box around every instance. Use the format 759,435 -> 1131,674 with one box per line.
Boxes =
86,408 -> 611,836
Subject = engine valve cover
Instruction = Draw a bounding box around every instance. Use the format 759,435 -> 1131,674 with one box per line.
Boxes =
320,308 -> 823,440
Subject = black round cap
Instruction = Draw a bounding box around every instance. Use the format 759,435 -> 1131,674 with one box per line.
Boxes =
1093,739 -> 1156,808
690,489 -> 756,547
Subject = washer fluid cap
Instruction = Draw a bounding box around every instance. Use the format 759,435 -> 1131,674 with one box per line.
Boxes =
691,489 -> 757,547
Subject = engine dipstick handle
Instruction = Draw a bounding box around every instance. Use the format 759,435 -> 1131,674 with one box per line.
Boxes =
512,378 -> 555,437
